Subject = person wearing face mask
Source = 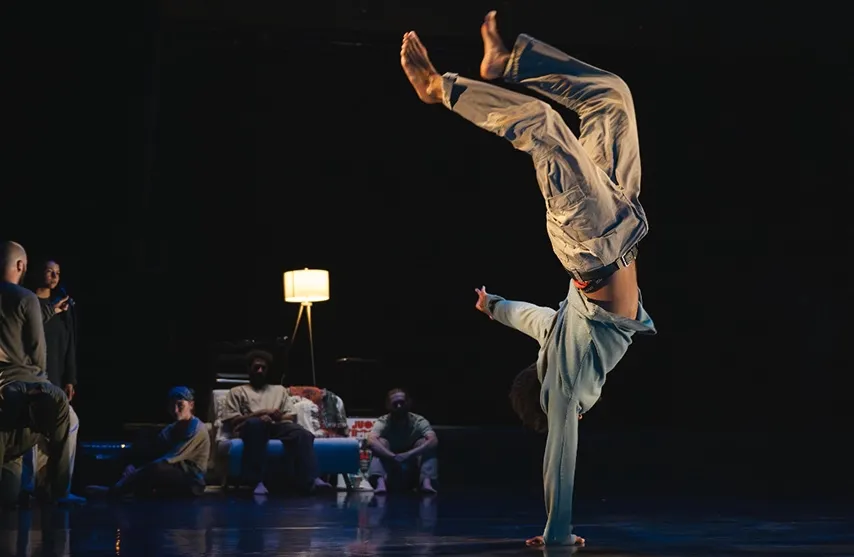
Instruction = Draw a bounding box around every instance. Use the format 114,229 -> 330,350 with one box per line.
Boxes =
367,388 -> 439,494
85,387 -> 210,498
221,350 -> 331,496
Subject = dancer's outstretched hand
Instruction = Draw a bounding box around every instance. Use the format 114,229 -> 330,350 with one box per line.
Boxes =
474,286 -> 493,319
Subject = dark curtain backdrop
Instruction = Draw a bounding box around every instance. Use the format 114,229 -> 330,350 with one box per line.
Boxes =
3,1 -> 852,438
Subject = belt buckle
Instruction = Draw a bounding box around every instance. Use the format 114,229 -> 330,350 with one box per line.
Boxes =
618,245 -> 637,268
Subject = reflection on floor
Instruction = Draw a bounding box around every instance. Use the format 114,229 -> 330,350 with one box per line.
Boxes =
1,489 -> 853,556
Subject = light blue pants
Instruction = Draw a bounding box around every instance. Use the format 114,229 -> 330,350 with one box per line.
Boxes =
21,404 -> 79,495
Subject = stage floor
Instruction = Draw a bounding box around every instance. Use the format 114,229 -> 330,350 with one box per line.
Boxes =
2,489 -> 853,556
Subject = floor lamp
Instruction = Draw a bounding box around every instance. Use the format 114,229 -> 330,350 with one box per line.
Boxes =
283,268 -> 329,386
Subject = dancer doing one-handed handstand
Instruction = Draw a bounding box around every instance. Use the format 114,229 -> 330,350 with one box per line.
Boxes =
400,12 -> 656,547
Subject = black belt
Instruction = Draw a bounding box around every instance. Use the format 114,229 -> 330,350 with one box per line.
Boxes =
569,244 -> 639,283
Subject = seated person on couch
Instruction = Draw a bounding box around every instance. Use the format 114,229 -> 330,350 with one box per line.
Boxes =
222,350 -> 331,496
87,386 -> 209,498
367,388 -> 438,494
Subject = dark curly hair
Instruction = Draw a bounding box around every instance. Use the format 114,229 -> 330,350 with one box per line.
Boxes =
509,363 -> 548,433
246,349 -> 274,370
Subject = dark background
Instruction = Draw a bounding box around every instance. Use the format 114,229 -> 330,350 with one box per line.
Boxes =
3,1 -> 852,440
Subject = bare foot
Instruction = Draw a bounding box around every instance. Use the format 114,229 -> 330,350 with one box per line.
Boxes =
525,535 -> 585,547
374,477 -> 387,494
314,477 -> 333,489
420,478 -> 437,494
479,11 -> 510,80
253,482 -> 269,496
400,31 -> 444,104
85,485 -> 110,498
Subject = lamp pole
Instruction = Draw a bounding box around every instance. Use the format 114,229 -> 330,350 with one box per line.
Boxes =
284,268 -> 328,387
290,301 -> 317,386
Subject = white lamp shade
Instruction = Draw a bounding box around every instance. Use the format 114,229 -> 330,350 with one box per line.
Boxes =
283,269 -> 329,303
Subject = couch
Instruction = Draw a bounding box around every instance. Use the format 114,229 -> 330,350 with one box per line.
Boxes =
208,388 -> 361,488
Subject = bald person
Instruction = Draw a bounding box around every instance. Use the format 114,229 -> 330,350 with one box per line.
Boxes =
0,241 -> 81,507
0,241 -> 45,388
0,242 -> 69,387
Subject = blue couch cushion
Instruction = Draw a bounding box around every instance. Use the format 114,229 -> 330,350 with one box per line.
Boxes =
226,437 -> 360,477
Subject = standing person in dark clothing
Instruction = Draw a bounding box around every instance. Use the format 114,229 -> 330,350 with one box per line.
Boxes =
0,241 -> 80,507
20,259 -> 84,503
32,260 -> 77,399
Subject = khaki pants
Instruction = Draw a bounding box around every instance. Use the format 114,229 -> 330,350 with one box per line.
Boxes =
21,404 -> 78,495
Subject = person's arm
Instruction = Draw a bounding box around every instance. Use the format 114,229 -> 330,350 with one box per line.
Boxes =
221,389 -> 273,429
221,389 -> 249,428
366,417 -> 395,458
406,417 -> 438,457
21,295 -> 47,373
478,288 -> 556,346
39,296 -> 70,325
276,391 -> 297,422
228,409 -> 277,429
158,424 -> 210,466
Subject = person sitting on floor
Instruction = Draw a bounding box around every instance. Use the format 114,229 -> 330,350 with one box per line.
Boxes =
86,386 -> 209,498
367,388 -> 438,494
221,350 -> 331,496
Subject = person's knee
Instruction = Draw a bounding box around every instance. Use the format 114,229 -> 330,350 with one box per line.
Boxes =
27,381 -> 64,400
295,426 -> 315,445
149,461 -> 178,479
414,438 -> 437,457
242,417 -> 266,432
69,406 -> 79,434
